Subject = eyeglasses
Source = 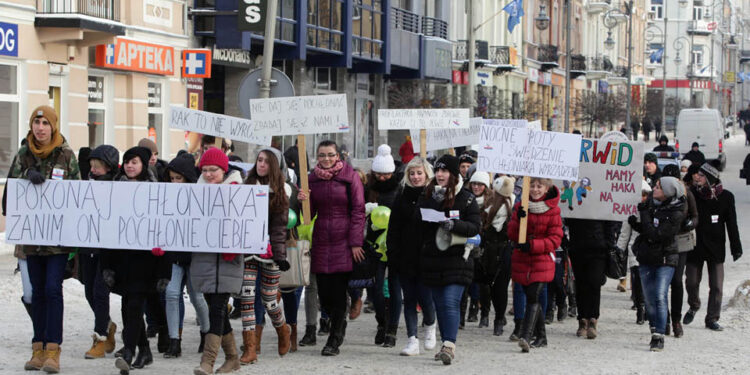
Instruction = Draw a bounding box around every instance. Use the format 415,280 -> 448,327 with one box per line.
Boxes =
317,153 -> 337,159
202,167 -> 222,174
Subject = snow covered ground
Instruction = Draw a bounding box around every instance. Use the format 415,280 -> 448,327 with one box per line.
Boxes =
2,135 -> 750,374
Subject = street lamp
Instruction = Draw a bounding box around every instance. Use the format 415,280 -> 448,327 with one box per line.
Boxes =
603,2 -> 633,135
604,32 -> 616,50
535,4 -> 550,31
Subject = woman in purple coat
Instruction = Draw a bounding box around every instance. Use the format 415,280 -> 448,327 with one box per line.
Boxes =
299,140 -> 366,356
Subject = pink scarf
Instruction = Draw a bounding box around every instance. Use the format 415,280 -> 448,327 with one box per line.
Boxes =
314,160 -> 344,180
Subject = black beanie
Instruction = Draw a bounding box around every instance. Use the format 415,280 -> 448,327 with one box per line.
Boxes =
167,153 -> 199,183
89,144 -> 120,171
644,153 -> 657,164
121,146 -> 153,181
662,164 -> 680,178
435,154 -> 460,177
700,163 -> 720,185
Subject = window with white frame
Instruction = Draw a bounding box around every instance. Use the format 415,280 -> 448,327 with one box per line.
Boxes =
693,7 -> 704,21
88,75 -> 106,148
650,4 -> 663,20
692,46 -> 704,66
0,63 -> 19,178
147,81 -> 163,150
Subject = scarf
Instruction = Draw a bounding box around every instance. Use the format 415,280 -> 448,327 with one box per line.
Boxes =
695,183 -> 723,201
313,160 -> 344,180
26,131 -> 63,160
528,195 -> 551,214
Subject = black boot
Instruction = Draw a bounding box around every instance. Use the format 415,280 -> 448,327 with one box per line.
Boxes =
146,325 -> 158,338
374,325 -> 386,345
157,326 -> 170,353
493,319 -> 504,336
518,304 -> 541,353
321,312 -> 346,356
459,294 -> 468,329
114,347 -> 133,375
318,318 -> 330,336
557,302 -> 567,322
299,324 -> 317,346
22,297 -> 32,320
567,292 -> 577,318
479,315 -> 489,328
382,327 -> 397,348
509,319 -> 522,341
636,306 -> 646,325
163,338 -> 181,358
545,305 -> 554,324
531,315 -> 548,348
467,299 -> 479,323
132,342 -> 153,369
198,331 -> 206,353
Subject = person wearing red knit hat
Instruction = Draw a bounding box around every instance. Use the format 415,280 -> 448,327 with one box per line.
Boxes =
191,147 -> 244,374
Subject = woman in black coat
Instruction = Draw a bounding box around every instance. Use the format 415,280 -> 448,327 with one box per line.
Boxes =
386,157 -> 436,356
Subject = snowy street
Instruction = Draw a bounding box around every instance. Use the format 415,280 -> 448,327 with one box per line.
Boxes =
1,135 -> 750,375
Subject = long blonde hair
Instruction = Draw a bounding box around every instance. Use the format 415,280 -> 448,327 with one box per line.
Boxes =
401,157 -> 434,187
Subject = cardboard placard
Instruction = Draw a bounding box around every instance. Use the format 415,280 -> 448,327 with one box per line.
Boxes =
477,121 -> 582,180
169,106 -> 271,146
5,179 -> 270,254
410,117 -> 482,152
557,138 -> 645,220
378,108 -> 471,130
250,94 -> 349,135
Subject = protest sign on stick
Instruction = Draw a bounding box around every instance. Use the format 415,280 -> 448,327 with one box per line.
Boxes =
410,117 -> 482,153
5,180 -> 270,254
478,120 -> 582,242
169,106 -> 271,146
378,109 -> 470,131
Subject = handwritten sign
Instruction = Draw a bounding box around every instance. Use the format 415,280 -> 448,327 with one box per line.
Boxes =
249,94 -> 349,135
169,106 -> 271,146
477,121 -> 581,180
378,108 -> 470,130
556,138 -> 645,220
5,179 -> 270,254
410,117 -> 482,152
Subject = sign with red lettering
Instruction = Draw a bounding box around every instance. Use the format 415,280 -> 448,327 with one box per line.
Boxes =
95,38 -> 175,75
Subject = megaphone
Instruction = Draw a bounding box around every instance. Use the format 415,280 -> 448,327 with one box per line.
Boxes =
436,227 -> 481,251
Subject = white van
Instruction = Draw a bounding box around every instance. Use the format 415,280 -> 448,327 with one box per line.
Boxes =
675,108 -> 726,170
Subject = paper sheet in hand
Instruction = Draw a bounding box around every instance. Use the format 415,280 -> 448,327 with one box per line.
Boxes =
420,208 -> 448,223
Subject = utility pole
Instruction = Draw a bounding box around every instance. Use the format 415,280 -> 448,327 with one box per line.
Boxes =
259,0 -> 279,100
564,0 -> 571,133
468,0 -> 476,116
662,2 -> 667,135
625,0 -> 633,134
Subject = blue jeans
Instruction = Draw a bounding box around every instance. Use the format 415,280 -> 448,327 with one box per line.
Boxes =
430,284 -> 464,343
387,270 -> 403,331
639,265 -> 675,335
27,254 -> 68,344
166,264 -> 210,339
79,253 -> 111,336
402,275 -> 435,338
513,283 -> 548,321
19,258 -> 32,304
366,262 -> 387,327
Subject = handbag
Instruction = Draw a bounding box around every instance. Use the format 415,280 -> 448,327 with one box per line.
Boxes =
675,229 -> 696,253
278,238 -> 311,288
605,246 -> 627,280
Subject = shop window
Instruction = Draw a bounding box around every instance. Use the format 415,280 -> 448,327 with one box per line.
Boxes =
148,82 -> 163,146
0,64 -> 19,179
87,75 -> 106,148
352,0 -> 383,60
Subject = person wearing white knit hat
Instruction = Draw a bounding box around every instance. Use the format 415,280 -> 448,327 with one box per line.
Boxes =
372,144 -> 396,174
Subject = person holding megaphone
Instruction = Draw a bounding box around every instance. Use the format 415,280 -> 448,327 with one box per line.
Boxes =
507,178 -> 563,353
417,155 -> 480,365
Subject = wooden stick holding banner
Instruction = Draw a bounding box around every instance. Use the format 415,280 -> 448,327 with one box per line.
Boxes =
297,134 -> 311,224
477,119 -> 582,244
420,129 -> 427,159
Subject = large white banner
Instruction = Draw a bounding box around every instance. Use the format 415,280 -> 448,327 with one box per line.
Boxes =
410,117 -> 482,152
169,106 -> 272,146
5,179 -> 269,254
378,108 -> 470,130
556,138 -> 645,220
477,121 -> 582,180
249,94 -> 349,135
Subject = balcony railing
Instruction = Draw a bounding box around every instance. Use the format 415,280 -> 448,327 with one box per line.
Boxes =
490,46 -> 511,65
614,65 -> 629,77
37,0 -> 120,21
391,7 -> 420,34
587,56 -> 614,72
454,40 -> 489,61
422,16 -> 447,39
571,54 -> 586,71
538,44 -> 559,64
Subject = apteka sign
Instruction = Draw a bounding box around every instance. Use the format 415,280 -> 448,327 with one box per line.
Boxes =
96,37 -> 175,75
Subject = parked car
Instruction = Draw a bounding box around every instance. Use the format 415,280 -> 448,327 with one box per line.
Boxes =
675,108 -> 727,171
654,151 -> 680,172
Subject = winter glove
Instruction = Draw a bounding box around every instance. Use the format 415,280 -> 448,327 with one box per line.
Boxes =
637,201 -> 650,212
27,170 -> 45,185
276,259 -> 291,272
222,253 -> 237,262
733,252 -> 742,262
102,269 -> 115,289
628,215 -> 638,228
156,278 -> 170,293
516,207 -> 527,219
440,220 -> 455,232
517,242 -> 531,253
151,247 -> 165,256
683,219 -> 695,231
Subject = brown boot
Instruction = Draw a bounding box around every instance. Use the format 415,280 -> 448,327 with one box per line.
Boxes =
216,331 -> 240,373
587,318 -> 598,339
85,333 -> 110,359
576,319 -> 588,337
254,325 -> 263,354
349,299 -> 363,320
239,330 -> 257,365
106,321 -> 117,353
290,324 -> 298,353
24,342 -> 45,371
194,333 -> 221,375
42,343 -> 61,373
275,324 -> 291,356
